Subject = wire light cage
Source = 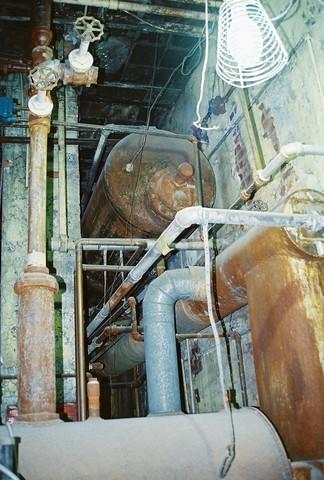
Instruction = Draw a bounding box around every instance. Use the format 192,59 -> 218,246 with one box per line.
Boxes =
216,0 -> 289,89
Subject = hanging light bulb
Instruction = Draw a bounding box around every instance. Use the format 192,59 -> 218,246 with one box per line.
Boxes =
216,0 -> 288,88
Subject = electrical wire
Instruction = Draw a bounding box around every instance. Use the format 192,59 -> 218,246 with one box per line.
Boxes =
0,464 -> 20,480
202,223 -> 236,478
122,9 -> 192,34
193,0 -> 220,131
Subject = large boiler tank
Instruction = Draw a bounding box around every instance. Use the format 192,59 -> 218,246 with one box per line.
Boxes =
82,131 -> 215,238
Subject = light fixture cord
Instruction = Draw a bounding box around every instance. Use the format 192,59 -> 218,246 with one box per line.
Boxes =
193,0 -> 220,131
202,223 -> 236,478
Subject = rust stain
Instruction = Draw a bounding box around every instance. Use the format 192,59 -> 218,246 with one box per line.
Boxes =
212,225 -> 324,461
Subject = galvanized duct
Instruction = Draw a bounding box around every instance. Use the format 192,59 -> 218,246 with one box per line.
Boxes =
15,408 -> 292,480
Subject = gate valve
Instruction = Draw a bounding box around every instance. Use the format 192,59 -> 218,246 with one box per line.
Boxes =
28,60 -> 60,116
68,16 -> 104,73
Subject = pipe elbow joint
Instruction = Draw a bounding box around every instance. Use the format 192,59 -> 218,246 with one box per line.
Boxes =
175,206 -> 204,229
281,142 -> 304,160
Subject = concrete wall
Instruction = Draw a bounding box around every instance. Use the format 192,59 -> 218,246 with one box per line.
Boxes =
164,1 -> 324,413
0,74 -> 28,417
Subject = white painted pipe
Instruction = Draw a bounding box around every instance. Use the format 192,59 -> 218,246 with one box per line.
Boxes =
256,142 -> 324,183
87,206 -> 324,336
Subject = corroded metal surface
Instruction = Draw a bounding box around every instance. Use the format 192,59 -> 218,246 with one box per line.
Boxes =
27,116 -> 51,268
14,271 -> 58,421
31,0 -> 53,47
212,225 -> 324,461
82,132 -> 215,238
61,64 -> 98,87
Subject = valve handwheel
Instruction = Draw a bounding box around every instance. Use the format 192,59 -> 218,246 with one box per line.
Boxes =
29,61 -> 60,91
74,16 -> 104,43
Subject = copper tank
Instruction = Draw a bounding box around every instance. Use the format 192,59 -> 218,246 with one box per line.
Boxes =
82,131 -> 215,238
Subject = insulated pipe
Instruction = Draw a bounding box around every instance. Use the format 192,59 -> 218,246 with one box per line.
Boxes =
143,267 -> 206,415
15,409 -> 292,480
52,0 -> 209,21
212,226 -> 324,461
98,334 -> 145,377
87,206 -> 324,336
14,408 -> 292,480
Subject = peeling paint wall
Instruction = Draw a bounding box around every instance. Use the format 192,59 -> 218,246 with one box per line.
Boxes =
164,1 -> 324,413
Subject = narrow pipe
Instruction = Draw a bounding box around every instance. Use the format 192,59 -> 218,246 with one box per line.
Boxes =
232,332 -> 248,407
143,267 -> 206,415
186,339 -> 196,414
180,358 -> 190,414
52,0 -> 210,21
88,206 -> 324,337
81,130 -> 110,212
241,142 -> 324,200
75,244 -> 87,421
193,141 -> 204,206
57,92 -> 67,243
83,264 -> 134,272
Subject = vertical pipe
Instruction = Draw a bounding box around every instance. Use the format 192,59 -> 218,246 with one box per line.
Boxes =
57,92 -> 67,244
26,118 -> 50,268
193,140 -> 204,206
75,244 -> 87,421
133,367 -> 141,417
180,358 -> 190,414
232,332 -> 248,407
143,268 -> 206,415
186,339 -> 196,414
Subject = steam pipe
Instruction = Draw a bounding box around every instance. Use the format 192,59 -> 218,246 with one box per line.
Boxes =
14,0 -> 59,422
241,142 -> 324,200
52,0 -> 210,21
87,206 -> 324,337
143,267 -> 206,415
16,409 -> 292,480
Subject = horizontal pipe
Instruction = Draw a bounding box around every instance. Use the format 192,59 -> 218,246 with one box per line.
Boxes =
15,409 -> 292,480
52,0 -> 211,21
83,264 -> 134,272
0,136 -> 115,145
87,206 -> 324,337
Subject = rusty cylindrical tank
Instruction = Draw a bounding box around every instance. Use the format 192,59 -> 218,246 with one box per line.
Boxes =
82,132 -> 215,238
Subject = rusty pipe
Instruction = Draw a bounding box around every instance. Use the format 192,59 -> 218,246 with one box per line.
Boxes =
52,0 -> 211,21
31,0 -> 53,47
213,226 -> 324,461
129,297 -> 143,342
26,117 -> 50,268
